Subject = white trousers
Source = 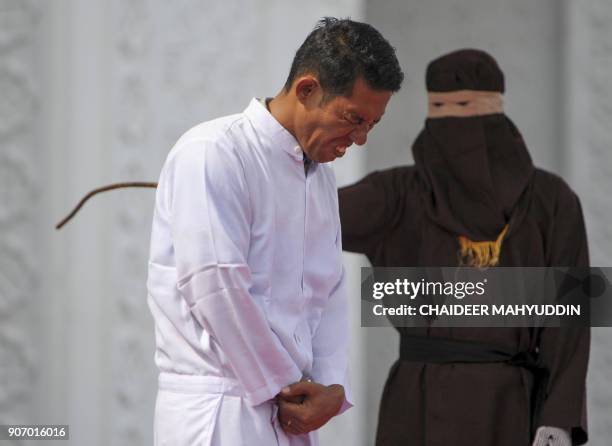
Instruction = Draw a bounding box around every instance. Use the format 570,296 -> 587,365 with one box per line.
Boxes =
153,373 -> 318,446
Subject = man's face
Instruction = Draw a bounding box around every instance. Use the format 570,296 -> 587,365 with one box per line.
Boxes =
294,77 -> 393,163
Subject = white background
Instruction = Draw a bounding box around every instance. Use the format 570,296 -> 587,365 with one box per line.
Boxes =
0,0 -> 610,445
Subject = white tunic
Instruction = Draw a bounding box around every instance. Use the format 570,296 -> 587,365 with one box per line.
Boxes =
147,98 -> 352,446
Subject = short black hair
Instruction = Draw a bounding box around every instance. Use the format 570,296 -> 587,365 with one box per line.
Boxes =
284,17 -> 404,99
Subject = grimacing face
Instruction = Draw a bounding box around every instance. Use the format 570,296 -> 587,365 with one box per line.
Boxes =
295,76 -> 393,163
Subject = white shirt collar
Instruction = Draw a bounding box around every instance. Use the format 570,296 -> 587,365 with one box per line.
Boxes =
244,98 -> 304,161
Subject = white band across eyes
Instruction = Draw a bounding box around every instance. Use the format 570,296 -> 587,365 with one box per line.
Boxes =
427,90 -> 503,118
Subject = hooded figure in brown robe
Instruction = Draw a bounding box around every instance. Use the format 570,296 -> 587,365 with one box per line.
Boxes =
339,49 -> 589,446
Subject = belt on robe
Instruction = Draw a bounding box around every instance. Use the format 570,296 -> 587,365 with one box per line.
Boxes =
399,335 -> 549,440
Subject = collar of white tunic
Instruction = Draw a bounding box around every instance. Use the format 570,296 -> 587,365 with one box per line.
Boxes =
246,98 -> 305,162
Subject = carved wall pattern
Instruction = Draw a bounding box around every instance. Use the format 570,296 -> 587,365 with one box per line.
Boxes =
110,0 -> 155,444
158,0 -> 261,151
6,2 -> 607,445
110,1 -> 263,445
6,1 -> 600,444
0,0 -> 39,439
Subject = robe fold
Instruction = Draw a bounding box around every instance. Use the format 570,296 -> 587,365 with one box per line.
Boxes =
339,165 -> 589,446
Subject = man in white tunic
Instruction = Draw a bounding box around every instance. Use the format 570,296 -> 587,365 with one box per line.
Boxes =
147,18 -> 403,445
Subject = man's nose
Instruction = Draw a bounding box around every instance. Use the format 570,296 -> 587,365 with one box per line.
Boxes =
350,127 -> 368,146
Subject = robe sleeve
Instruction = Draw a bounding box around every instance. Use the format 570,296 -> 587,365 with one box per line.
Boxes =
338,168 -> 406,259
537,181 -> 590,445
165,139 -> 302,406
310,222 -> 352,415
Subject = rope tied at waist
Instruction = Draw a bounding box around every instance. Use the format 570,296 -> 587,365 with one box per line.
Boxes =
399,335 -> 549,441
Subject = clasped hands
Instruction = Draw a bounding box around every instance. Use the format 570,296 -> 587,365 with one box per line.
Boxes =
275,379 -> 345,436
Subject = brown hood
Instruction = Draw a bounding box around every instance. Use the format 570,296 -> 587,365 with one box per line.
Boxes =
412,49 -> 534,241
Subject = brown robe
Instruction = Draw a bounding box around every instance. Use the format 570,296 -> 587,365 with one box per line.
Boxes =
339,165 -> 590,446
339,48 -> 589,445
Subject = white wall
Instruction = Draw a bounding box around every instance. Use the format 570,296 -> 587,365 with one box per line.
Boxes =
564,1 -> 612,443
0,1 -> 610,445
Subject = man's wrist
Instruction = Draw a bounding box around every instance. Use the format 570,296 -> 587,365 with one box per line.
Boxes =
326,384 -> 345,414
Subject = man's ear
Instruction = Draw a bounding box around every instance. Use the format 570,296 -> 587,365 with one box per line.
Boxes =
294,76 -> 320,104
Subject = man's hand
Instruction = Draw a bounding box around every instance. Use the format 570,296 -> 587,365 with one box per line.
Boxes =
276,381 -> 345,435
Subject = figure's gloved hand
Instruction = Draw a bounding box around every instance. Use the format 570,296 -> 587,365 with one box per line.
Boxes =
532,426 -> 572,446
